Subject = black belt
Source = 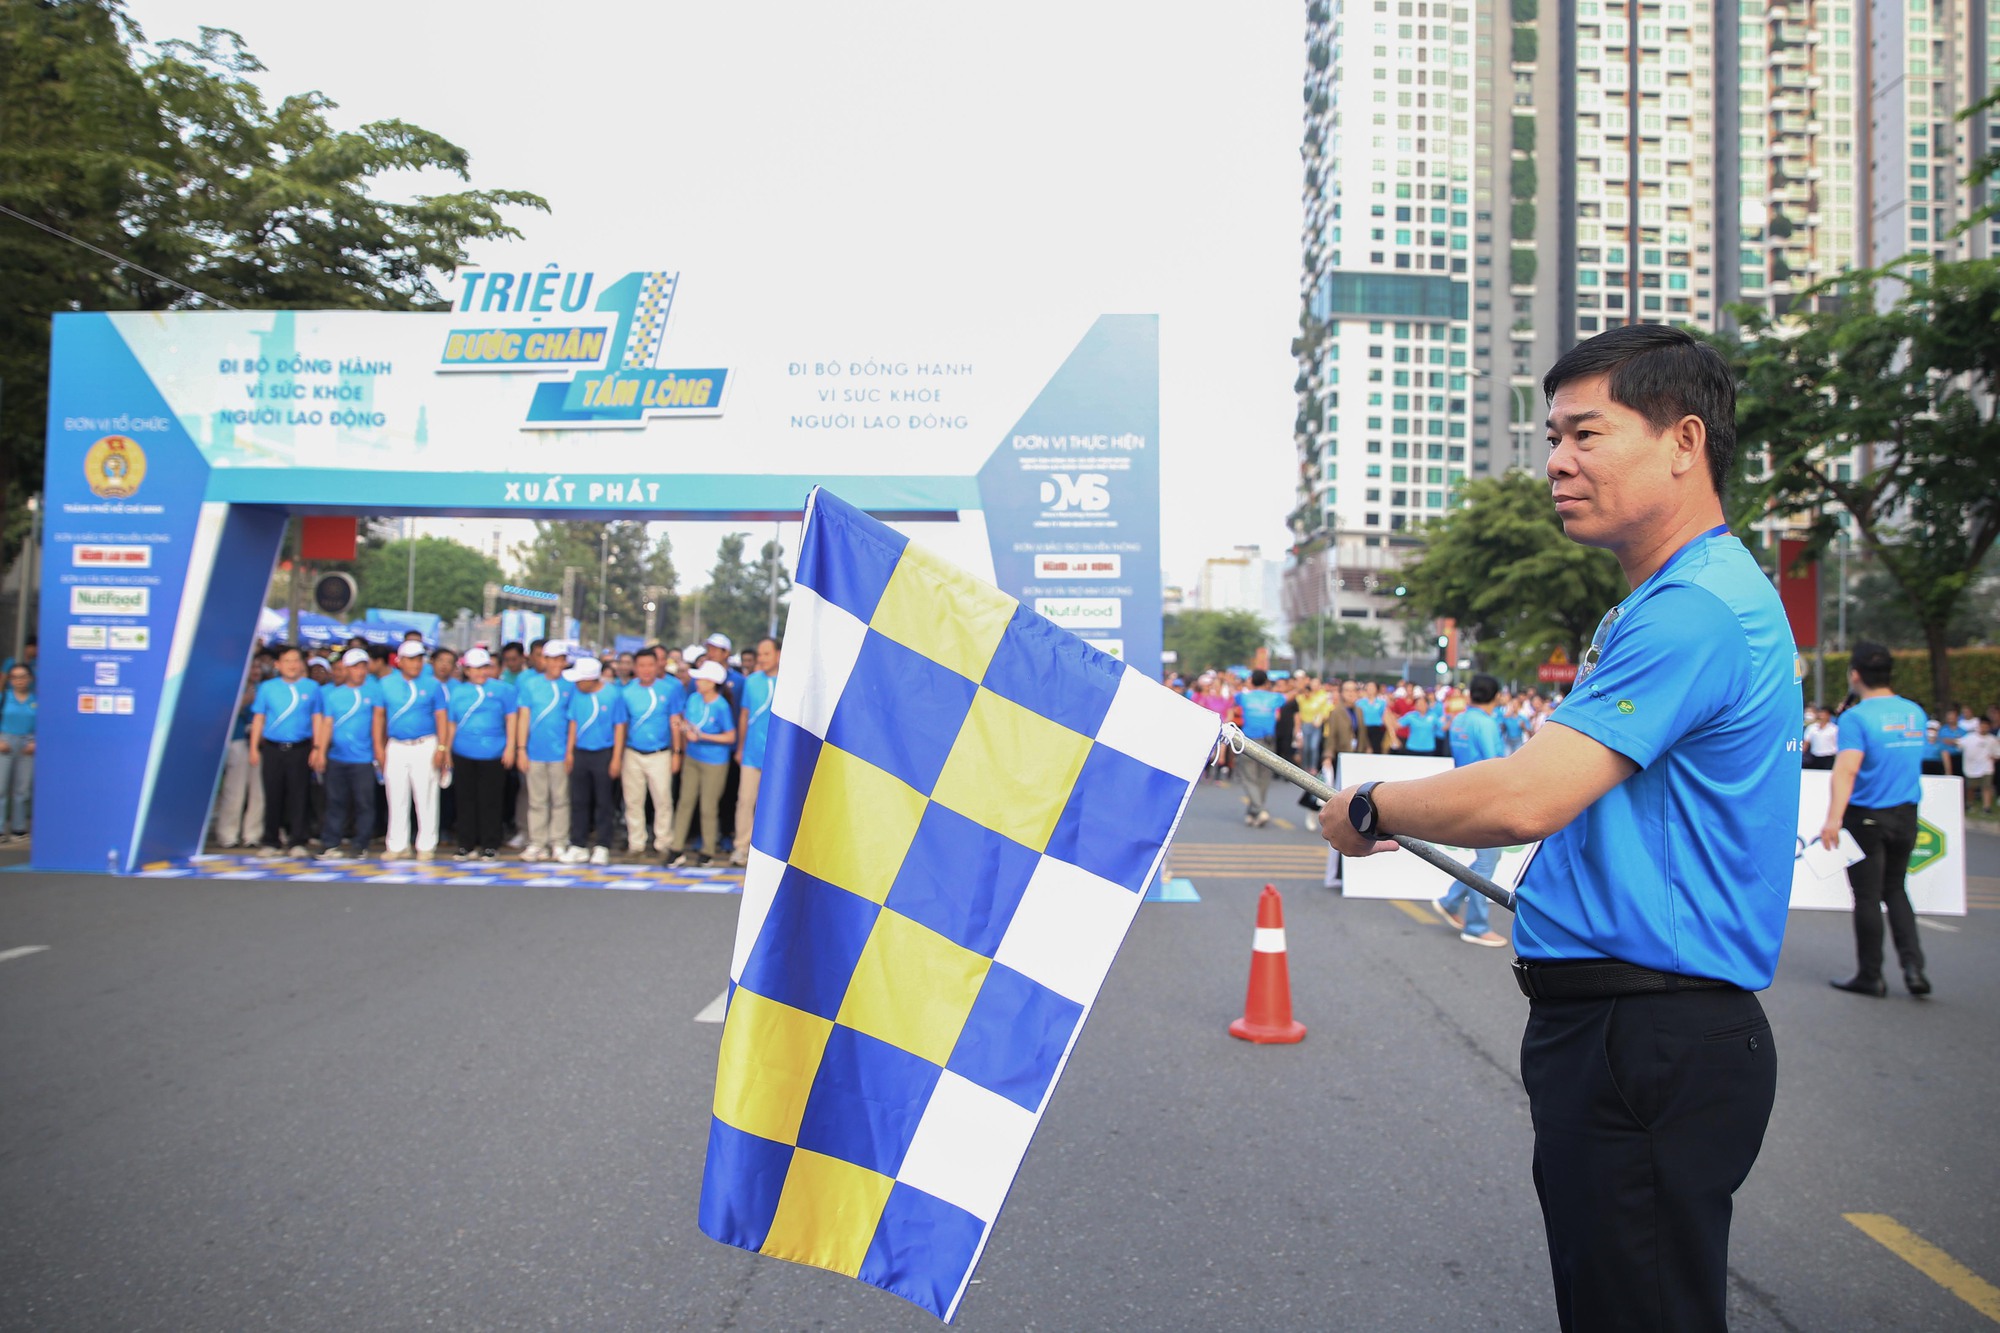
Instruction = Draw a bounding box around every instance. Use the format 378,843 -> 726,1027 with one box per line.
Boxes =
629,746 -> 668,755
262,739 -> 308,751
1513,958 -> 1736,1001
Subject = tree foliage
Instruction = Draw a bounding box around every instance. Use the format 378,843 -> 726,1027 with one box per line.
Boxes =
1706,261 -> 2000,704
511,522 -> 678,649
1287,615 -> 1387,671
1396,472 -> 1625,680
694,533 -> 790,650
344,536 -> 500,622
0,2 -> 546,552
1164,609 -> 1268,675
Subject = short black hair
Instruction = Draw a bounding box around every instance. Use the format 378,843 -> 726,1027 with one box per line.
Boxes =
1468,673 -> 1500,704
1851,641 -> 1894,689
760,636 -> 783,651
1250,669 -> 1269,686
1543,323 -> 1736,496
502,641 -> 525,655
367,643 -> 390,662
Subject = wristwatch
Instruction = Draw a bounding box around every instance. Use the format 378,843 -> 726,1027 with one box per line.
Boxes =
1349,780 -> 1386,839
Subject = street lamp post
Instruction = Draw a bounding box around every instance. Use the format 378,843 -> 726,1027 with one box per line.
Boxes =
405,516 -> 416,612
598,528 -> 610,649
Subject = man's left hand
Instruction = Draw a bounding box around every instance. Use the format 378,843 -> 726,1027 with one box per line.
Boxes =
1317,785 -> 1399,858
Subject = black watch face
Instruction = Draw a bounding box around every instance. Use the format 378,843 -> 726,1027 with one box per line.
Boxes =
1349,790 -> 1372,836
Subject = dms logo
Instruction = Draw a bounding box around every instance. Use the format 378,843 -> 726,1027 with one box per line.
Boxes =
1039,473 -> 1110,513
441,267 -> 730,431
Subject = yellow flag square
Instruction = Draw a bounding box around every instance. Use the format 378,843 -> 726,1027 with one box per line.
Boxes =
712,987 -> 834,1146
930,688 -> 1093,852
761,1149 -> 896,1278
837,908 -> 992,1066
869,544 -> 1017,682
787,744 -> 928,904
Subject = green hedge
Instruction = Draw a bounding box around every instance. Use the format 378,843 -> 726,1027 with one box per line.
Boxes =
1513,26 -> 1538,62
1511,249 -> 1538,286
1511,0 -> 1537,20
1511,158 -> 1537,200
1512,201 -> 1536,240
1513,114 -> 1535,152
1887,648 -> 2000,714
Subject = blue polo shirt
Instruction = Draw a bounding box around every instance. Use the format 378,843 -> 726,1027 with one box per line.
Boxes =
619,678 -> 680,753
517,674 -> 574,763
1234,689 -> 1283,741
448,679 -> 517,761
1359,697 -> 1387,726
1836,694 -> 1925,808
1449,705 -> 1504,767
0,690 -> 36,737
1515,528 -> 1801,990
378,671 -> 447,741
320,677 -> 382,765
741,670 -> 777,768
569,686 -> 626,752
1500,709 -> 1525,746
682,690 -> 734,766
251,677 -> 321,744
1403,709 -> 1439,752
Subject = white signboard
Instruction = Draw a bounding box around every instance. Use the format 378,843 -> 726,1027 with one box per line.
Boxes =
70,585 -> 149,616
1333,753 -> 1539,901
1789,771 -> 1966,915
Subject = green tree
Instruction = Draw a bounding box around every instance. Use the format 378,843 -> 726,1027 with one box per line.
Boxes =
345,536 -> 500,621
511,522 -> 678,649
694,533 -> 790,649
1287,616 -> 1387,672
0,3 -> 545,556
1163,609 -> 1268,675
1709,262 -> 2000,705
1396,472 -> 1625,680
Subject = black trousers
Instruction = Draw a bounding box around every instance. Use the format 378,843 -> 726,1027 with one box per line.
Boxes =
1843,801 -> 1923,979
1365,724 -> 1386,754
454,755 -> 506,853
1521,987 -> 1776,1333
1803,754 -> 1835,771
258,741 -> 313,848
321,760 -> 376,848
569,748 -> 616,848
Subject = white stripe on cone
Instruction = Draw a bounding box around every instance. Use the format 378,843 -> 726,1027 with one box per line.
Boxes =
1252,927 -> 1287,954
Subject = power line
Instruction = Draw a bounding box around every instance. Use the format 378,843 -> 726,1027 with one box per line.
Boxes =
0,201 -> 236,309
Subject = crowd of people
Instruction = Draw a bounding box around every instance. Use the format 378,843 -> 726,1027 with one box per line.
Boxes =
212,630 -> 781,868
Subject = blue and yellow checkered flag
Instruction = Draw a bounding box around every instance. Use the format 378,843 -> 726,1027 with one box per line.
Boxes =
698,487 -> 1220,1320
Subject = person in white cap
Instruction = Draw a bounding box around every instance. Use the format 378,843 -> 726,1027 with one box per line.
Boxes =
668,660 -> 737,867
560,656 -> 626,864
514,639 -> 574,861
314,648 -> 384,857
446,647 -> 518,861
701,633 -> 747,852
373,639 -> 449,859
306,656 -> 333,686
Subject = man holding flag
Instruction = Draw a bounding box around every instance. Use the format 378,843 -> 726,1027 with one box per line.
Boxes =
1319,324 -> 1799,1332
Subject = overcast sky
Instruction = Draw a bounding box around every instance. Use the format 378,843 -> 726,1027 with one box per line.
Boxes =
126,0 -> 1304,594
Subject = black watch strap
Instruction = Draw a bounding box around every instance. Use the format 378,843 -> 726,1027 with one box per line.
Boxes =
1350,780 -> 1385,838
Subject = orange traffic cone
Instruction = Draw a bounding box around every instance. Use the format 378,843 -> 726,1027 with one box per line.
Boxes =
1229,884 -> 1307,1044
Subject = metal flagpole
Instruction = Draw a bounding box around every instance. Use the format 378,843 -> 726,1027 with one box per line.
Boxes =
1219,722 -> 1516,911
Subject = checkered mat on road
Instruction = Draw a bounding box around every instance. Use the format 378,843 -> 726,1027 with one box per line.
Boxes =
135,852 -> 747,893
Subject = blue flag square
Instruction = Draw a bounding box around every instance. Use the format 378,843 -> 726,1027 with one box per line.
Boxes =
825,631 -> 978,795
884,804 -> 1039,957
797,496 -> 907,622
737,866 -> 880,1020
946,962 -> 1085,1112
978,604 -> 1122,737
860,1183 -> 988,1320
796,1026 -> 943,1178
697,1118 -> 794,1252
1044,743 -> 1186,892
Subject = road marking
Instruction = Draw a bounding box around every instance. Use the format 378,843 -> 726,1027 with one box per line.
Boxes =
1389,900 -> 1436,926
694,989 -> 729,1024
1844,1213 -> 2000,1323
1270,816 -> 1297,831
1917,917 -> 1961,933
0,945 -> 49,964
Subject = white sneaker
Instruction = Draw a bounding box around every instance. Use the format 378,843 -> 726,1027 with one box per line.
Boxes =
505,832 -> 527,849
521,844 -> 548,862
589,846 -> 610,866
558,844 -> 590,864
1461,930 -> 1508,948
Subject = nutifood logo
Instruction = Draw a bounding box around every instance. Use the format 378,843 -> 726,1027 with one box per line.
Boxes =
1910,818 -> 1946,875
442,267 -> 730,430
84,435 -> 146,498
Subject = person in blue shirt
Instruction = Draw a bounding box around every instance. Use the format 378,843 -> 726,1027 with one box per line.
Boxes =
0,663 -> 37,840
446,647 -> 519,861
1358,682 -> 1389,754
1819,641 -> 1930,998
514,640 -> 575,862
1318,325 -> 1797,1331
313,649 -> 383,858
1932,705 -> 1965,778
561,656 -> 626,865
249,645 -> 323,856
1400,691 -> 1441,756
1498,689 -> 1527,755
1432,674 -> 1509,947
1232,669 -> 1285,827
618,647 -> 682,858
669,660 -> 738,866
730,636 -> 782,867
374,640 -> 450,859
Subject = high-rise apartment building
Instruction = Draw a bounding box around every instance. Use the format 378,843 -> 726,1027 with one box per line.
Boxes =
1288,0 -> 1997,635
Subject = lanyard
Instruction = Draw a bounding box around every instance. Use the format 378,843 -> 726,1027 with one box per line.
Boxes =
1580,525 -> 1730,682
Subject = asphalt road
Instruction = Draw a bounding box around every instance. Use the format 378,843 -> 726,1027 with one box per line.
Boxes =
1,784 -> 1996,1331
